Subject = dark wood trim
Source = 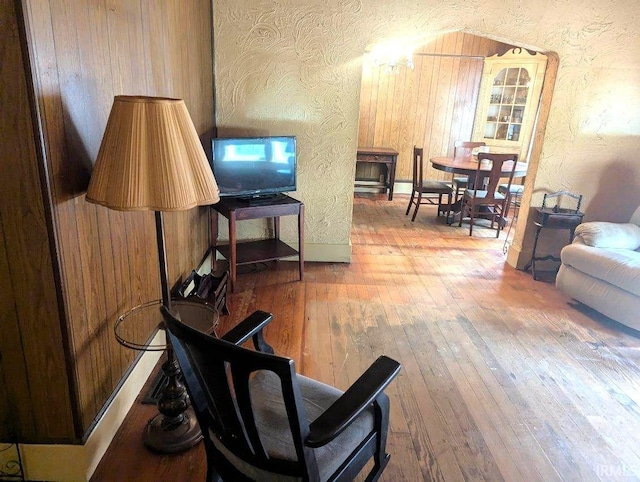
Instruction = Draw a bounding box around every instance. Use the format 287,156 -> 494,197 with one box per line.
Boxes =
14,0 -> 83,438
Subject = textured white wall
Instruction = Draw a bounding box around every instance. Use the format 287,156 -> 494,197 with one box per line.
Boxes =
213,0 -> 640,261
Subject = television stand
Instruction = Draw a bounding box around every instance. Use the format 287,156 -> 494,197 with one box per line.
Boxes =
210,194 -> 304,292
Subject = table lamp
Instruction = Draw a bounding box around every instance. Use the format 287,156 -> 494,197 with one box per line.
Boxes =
86,95 -> 219,452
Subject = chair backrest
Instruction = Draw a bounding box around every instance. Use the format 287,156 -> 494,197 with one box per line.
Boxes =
412,146 -> 424,189
476,152 -> 519,202
162,307 -> 318,481
454,140 -> 486,159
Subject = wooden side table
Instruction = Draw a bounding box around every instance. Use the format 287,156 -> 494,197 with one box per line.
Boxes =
211,194 -> 304,292
356,147 -> 398,200
526,191 -> 584,280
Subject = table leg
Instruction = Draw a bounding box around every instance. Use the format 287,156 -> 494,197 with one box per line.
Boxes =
298,204 -> 304,280
388,161 -> 396,201
449,172 -> 479,225
210,208 -> 219,269
446,198 -> 464,225
229,213 -> 237,292
531,226 -> 542,281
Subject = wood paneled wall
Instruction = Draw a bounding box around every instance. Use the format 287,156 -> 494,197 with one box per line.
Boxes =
357,32 -> 512,183
0,0 -> 74,442
0,0 -> 214,442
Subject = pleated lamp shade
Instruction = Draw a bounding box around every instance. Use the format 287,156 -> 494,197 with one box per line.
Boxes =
86,96 -> 219,211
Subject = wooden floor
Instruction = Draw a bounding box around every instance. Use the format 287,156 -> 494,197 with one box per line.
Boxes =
91,194 -> 640,481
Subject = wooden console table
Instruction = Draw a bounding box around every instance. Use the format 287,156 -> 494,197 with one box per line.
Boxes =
355,147 -> 398,200
210,195 -> 304,292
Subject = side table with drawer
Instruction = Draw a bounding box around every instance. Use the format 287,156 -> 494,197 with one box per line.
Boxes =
355,147 -> 398,200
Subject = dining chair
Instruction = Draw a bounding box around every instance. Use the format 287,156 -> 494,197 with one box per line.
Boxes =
406,146 -> 452,222
451,141 -> 486,203
162,306 -> 402,482
458,152 -> 519,237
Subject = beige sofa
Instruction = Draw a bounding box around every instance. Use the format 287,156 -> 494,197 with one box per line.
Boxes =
556,206 -> 640,331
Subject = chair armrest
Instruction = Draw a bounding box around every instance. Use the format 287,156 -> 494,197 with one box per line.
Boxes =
306,355 -> 401,447
221,310 -> 275,354
574,222 -> 640,250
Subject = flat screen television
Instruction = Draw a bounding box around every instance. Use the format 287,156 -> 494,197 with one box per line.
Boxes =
211,136 -> 297,199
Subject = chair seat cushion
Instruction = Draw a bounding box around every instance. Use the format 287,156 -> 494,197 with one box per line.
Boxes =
453,177 -> 468,187
465,189 -> 506,200
249,370 -> 377,480
498,184 -> 524,195
420,180 -> 452,194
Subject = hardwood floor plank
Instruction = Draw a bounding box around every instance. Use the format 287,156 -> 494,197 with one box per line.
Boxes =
400,304 -> 505,481
464,306 -> 604,480
438,310 -> 562,481
381,432 -> 429,481
514,309 -> 640,477
454,313 -> 565,480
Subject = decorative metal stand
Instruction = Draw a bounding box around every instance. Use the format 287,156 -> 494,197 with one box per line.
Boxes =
502,189 -> 523,254
524,191 -> 584,280
0,443 -> 24,481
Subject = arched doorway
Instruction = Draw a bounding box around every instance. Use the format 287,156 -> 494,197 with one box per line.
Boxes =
354,31 -> 558,268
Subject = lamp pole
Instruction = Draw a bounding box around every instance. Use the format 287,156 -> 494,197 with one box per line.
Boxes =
143,211 -> 202,453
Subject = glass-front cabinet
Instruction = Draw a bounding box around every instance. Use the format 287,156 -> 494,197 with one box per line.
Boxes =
484,67 -> 529,142
473,48 -> 547,161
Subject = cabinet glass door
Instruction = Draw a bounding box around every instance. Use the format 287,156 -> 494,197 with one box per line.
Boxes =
483,67 -> 531,142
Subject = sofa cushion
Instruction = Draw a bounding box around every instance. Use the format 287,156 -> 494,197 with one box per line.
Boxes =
560,244 -> 640,297
574,222 -> 640,250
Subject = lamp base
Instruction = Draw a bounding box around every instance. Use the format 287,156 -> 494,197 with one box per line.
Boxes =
143,407 -> 202,453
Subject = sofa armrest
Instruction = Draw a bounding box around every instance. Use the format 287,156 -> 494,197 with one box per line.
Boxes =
574,222 -> 640,250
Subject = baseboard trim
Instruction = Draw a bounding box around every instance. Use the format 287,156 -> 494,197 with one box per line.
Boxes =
303,242 -> 352,263
392,181 -> 412,195
506,243 -> 530,269
16,332 -> 163,482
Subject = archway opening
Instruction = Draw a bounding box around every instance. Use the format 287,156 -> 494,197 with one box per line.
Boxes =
354,31 -> 558,267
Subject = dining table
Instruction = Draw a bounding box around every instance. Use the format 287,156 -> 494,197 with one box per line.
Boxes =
430,155 -> 528,225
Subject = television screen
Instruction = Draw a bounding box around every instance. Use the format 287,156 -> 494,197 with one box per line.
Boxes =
211,136 -> 297,198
